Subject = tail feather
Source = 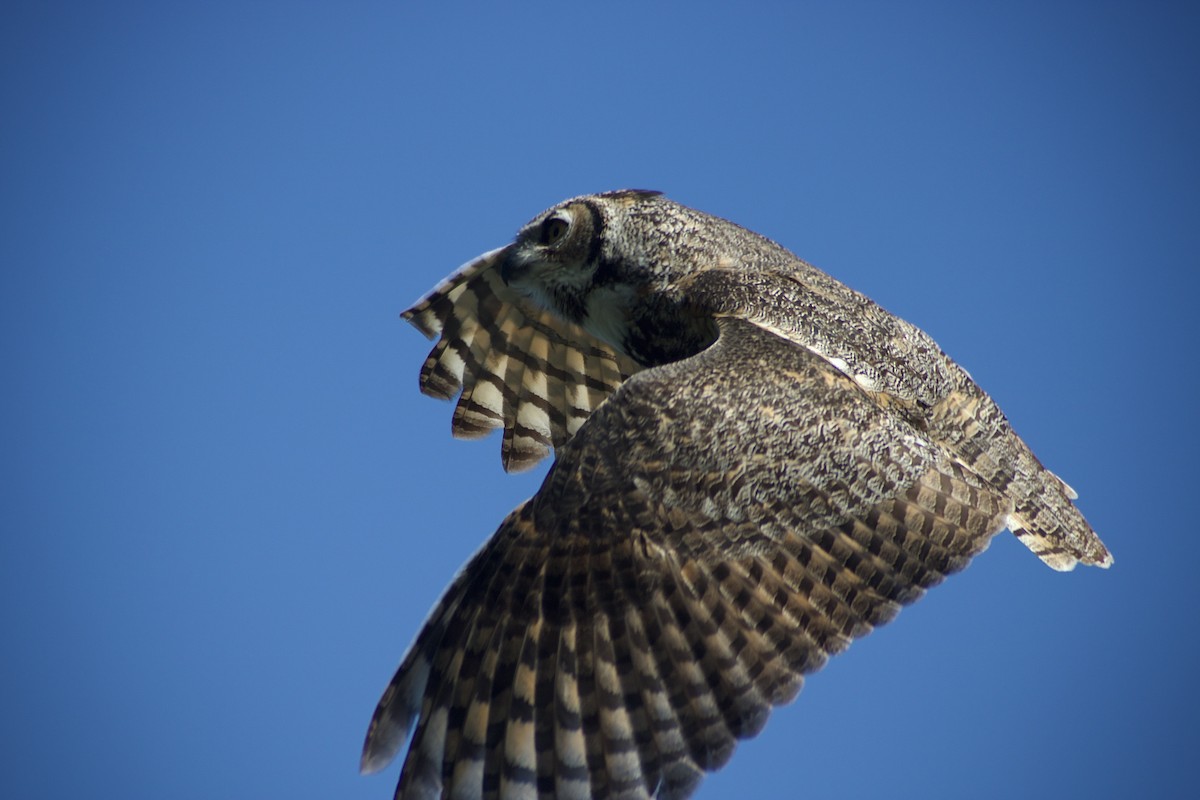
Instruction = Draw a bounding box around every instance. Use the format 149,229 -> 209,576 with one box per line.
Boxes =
1008,474 -> 1113,572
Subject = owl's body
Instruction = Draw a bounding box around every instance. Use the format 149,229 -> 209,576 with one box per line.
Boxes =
364,191 -> 1110,799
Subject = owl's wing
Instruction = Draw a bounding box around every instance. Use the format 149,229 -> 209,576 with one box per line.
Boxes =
363,318 -> 1013,800
678,268 -> 1112,572
403,247 -> 643,472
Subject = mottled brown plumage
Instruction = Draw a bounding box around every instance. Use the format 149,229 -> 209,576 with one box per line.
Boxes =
363,190 -> 1111,799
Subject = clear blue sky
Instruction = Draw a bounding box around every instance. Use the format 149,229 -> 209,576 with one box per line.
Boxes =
3,2 -> 1197,798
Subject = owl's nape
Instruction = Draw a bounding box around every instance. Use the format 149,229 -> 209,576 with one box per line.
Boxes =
368,191 -> 1110,799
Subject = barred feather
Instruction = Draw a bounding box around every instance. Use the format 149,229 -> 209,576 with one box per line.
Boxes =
402,248 -> 641,471
365,321 -> 1016,799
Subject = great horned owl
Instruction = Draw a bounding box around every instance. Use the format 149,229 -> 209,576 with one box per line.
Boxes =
362,190 -> 1111,799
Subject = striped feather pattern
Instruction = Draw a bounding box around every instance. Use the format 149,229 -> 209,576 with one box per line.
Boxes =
402,247 -> 641,471
363,321 -> 1014,799
362,460 -> 1008,800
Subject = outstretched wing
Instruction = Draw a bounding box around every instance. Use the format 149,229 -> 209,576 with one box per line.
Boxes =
403,247 -> 643,472
363,318 -> 1012,800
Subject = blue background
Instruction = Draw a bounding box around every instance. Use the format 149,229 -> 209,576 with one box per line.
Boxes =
4,2 -> 1196,798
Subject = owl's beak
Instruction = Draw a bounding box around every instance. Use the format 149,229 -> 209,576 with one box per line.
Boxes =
498,248 -> 530,286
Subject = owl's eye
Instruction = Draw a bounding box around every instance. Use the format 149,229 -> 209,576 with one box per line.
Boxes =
539,216 -> 570,246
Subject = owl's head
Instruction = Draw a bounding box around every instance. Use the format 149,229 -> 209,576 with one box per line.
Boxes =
498,189 -> 787,364
499,189 -> 690,353
500,190 -> 658,303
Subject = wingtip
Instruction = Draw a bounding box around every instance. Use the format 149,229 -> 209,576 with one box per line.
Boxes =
359,654 -> 432,778
402,306 -> 440,339
501,443 -> 553,473
359,716 -> 407,776
359,749 -> 387,776
357,753 -> 381,777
